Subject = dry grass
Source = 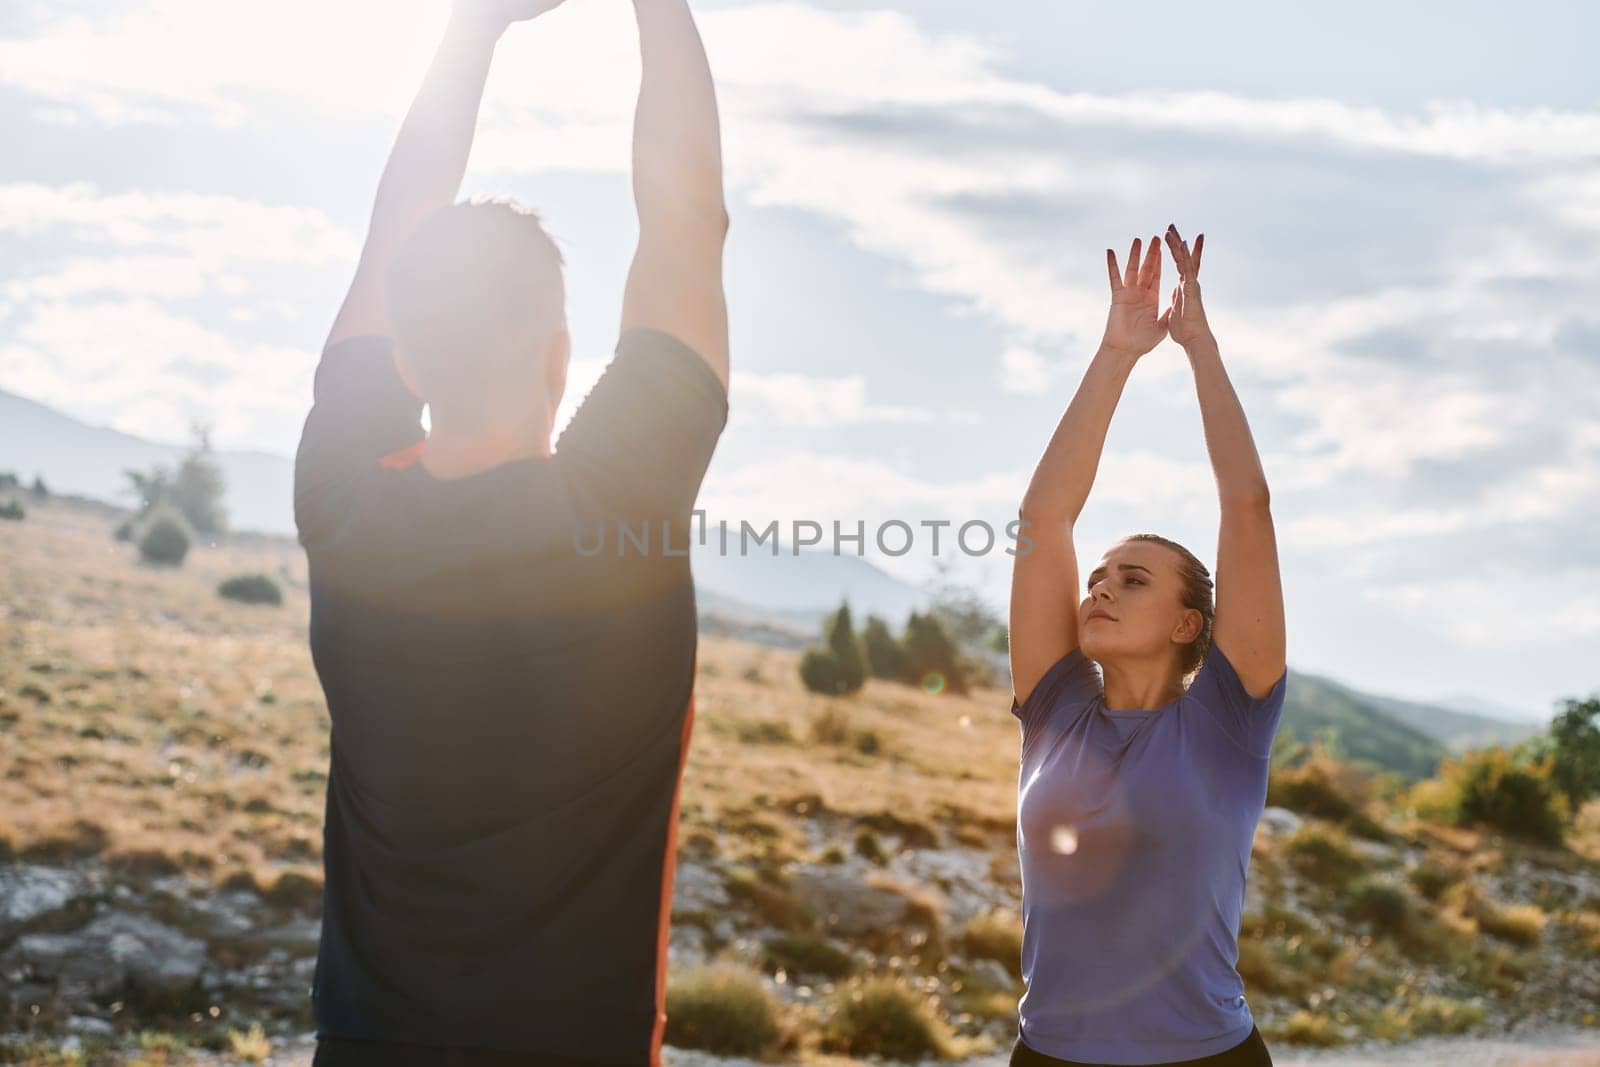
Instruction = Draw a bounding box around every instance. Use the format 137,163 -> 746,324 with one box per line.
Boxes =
0,497 -> 1022,896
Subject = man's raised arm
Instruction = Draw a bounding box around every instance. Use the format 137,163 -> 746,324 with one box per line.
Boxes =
619,0 -> 730,390
324,2 -> 567,353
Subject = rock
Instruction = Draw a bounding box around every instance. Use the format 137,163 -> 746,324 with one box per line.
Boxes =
0,866 -> 86,937
65,1015 -> 115,1037
1258,807 -> 1302,836
668,923 -> 709,968
1,911 -> 206,998
672,861 -> 729,914
790,869 -> 909,936
969,958 -> 1016,991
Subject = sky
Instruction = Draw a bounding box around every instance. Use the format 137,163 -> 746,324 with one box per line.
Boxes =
1,0 -> 1597,718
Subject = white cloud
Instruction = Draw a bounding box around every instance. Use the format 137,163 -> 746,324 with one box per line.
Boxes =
732,371 -> 933,427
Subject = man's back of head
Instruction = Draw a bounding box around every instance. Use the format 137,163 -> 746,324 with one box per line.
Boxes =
386,197 -> 569,438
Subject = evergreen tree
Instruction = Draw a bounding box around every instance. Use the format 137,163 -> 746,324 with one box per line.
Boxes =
824,601 -> 865,693
861,615 -> 907,680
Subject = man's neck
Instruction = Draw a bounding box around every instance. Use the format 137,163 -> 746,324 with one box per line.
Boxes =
419,423 -> 553,479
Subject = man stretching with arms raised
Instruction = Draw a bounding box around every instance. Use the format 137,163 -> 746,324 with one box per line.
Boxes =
293,1 -> 729,1062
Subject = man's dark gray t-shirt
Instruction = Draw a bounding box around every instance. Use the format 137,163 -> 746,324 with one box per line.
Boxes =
293,327 -> 728,1063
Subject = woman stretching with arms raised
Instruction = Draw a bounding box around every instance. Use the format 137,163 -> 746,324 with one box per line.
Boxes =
1007,226 -> 1287,1067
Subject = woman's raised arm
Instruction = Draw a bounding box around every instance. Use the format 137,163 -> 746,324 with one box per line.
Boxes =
1163,225 -> 1286,698
1010,236 -> 1168,705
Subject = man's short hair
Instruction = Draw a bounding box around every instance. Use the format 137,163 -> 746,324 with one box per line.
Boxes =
386,196 -> 566,424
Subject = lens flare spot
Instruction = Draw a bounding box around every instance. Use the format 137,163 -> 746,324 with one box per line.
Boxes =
921,672 -> 946,695
1050,824 -> 1079,855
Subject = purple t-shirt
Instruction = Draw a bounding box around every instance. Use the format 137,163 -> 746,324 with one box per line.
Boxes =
1011,642 -> 1288,1065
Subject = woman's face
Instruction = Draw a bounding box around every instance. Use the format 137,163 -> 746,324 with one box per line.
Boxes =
1078,540 -> 1198,662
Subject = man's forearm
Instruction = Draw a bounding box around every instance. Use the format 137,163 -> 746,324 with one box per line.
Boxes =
631,0 -> 726,224
368,14 -> 502,246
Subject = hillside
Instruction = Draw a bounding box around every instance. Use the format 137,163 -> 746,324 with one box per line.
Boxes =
2,495 -> 1599,1065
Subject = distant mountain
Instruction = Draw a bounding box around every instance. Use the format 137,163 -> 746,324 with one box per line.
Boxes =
0,386 -> 933,623
1432,691 -> 1549,726
1276,669 -> 1447,781
1275,667 -> 1545,781
0,387 -> 295,538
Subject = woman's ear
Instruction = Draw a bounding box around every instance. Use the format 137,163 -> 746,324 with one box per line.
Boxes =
544,327 -> 570,407
1174,608 -> 1204,643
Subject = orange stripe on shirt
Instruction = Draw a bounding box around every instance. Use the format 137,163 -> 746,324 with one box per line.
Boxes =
378,438 -> 427,471
649,684 -> 697,1067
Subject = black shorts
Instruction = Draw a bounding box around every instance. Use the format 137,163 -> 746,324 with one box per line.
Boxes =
312,1036 -> 614,1066
1010,1024 -> 1273,1067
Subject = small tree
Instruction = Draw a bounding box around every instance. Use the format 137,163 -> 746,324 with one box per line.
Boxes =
1545,696 -> 1600,822
0,499 -> 24,522
121,421 -> 228,537
0,471 -> 19,491
29,474 -> 48,500
862,615 -> 907,680
172,421 -> 227,535
824,602 -> 865,693
138,508 -> 192,567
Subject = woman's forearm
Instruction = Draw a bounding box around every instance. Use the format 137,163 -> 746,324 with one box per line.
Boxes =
1020,343 -> 1140,522
1185,338 -> 1271,504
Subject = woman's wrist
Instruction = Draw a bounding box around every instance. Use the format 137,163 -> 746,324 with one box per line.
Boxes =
446,8 -> 509,45
1182,334 -> 1220,360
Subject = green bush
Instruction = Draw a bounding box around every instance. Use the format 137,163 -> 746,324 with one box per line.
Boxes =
824,978 -> 953,1059
1448,747 -> 1566,845
138,508 -> 192,566
862,615 -> 907,680
800,649 -> 845,695
218,573 -> 282,606
0,499 -> 23,522
664,964 -> 784,1056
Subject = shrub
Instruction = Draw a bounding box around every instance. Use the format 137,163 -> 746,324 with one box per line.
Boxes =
824,978 -> 953,1059
218,572 -> 283,606
1406,860 -> 1460,902
862,615 -> 907,680
0,499 -> 23,521
1448,747 -> 1567,845
1268,749 -> 1361,821
761,934 -> 856,980
1284,822 -> 1366,889
800,648 -> 845,695
138,508 -> 192,566
854,828 -> 887,866
664,964 -> 784,1056
958,909 -> 1023,979
1343,876 -> 1415,936
113,516 -> 137,541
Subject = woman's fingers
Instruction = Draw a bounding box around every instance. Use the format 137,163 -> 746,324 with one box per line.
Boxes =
1192,233 -> 1204,278
1107,248 -> 1122,293
1140,235 -> 1162,292
1164,226 -> 1190,278
1124,237 -> 1142,289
